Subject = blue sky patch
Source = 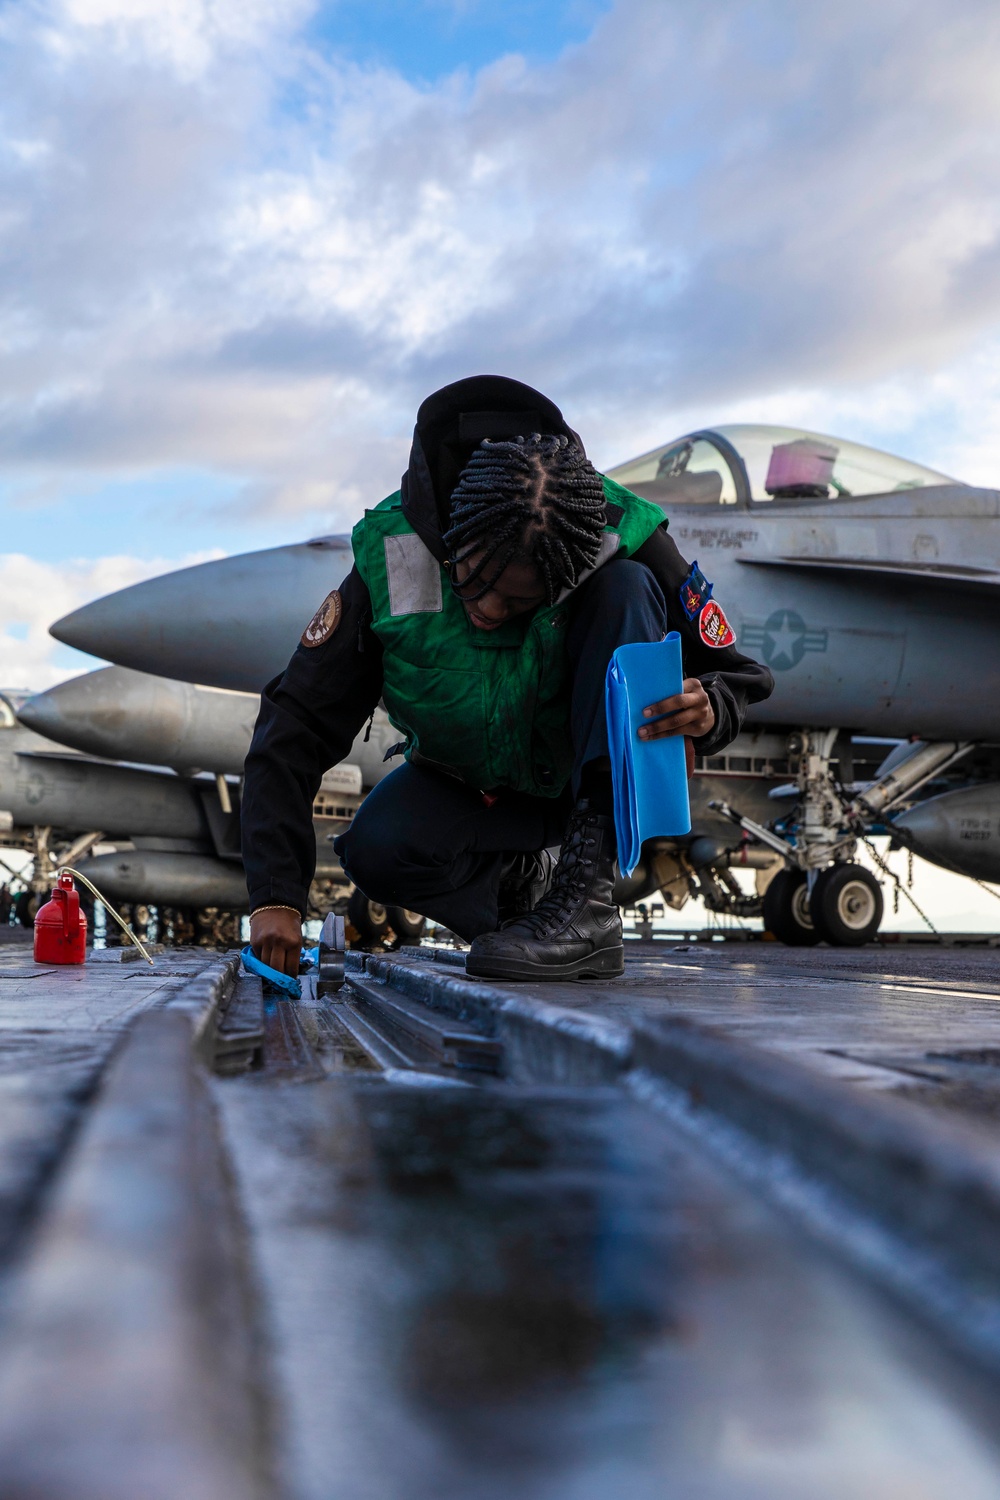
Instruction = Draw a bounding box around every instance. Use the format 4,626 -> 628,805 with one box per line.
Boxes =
0,469 -> 292,563
306,0 -> 611,82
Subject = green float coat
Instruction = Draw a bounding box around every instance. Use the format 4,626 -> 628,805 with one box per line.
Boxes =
352,478 -> 665,797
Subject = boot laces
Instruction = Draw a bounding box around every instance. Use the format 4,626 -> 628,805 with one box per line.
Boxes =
520,816 -> 598,936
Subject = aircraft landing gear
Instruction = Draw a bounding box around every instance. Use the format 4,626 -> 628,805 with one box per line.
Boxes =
712,728 -> 972,946
348,888 -> 391,947
346,890 -> 427,948
711,727 -> 897,947
809,863 -> 882,947
386,907 -> 427,944
15,891 -> 39,928
761,869 -> 819,946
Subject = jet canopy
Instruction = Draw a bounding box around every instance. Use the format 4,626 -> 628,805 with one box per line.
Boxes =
606,423 -> 958,509
0,692 -> 28,729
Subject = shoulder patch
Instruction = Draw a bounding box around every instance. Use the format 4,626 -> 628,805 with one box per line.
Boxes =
679,560 -> 712,621
698,598 -> 736,649
301,590 -> 342,647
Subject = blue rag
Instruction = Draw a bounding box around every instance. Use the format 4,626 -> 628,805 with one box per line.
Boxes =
240,944 -> 302,998
605,635 -> 692,876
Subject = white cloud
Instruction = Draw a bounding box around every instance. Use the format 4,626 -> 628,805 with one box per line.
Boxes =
55,0 -> 313,76
3,0 -> 1000,537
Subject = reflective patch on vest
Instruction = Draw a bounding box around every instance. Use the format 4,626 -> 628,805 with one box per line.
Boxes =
385,533 -> 443,616
301,589 -> 342,647
555,531 -> 621,604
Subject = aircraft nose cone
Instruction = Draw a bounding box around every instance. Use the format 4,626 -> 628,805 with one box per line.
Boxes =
15,692 -> 66,742
49,597 -> 129,664
17,668 -> 136,758
48,537 -> 353,691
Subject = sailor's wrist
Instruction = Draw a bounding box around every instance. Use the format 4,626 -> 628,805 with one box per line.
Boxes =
691,684 -> 725,753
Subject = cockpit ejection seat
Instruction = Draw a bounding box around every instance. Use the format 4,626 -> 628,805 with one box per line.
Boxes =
764,437 -> 839,500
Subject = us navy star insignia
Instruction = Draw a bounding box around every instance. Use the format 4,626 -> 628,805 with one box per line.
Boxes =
742,609 -> 828,670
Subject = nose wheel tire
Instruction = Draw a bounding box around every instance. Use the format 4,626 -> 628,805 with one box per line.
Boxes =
809,863 -> 883,947
347,888 -> 391,947
761,869 -> 820,946
386,907 -> 426,943
16,892 -> 40,929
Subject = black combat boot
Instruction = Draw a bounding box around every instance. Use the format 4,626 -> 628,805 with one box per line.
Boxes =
496,849 -> 556,926
468,801 -> 623,981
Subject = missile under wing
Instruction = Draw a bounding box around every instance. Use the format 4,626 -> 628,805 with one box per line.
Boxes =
891,783 -> 1000,883
74,849 -> 253,909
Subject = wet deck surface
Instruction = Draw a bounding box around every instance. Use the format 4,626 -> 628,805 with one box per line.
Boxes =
418,943 -> 1000,1109
0,943 -> 221,1275
1,940 -> 1000,1496
218,1071 -> 1000,1500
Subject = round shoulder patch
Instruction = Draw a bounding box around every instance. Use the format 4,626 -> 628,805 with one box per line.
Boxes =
301,590 -> 342,648
698,598 -> 736,649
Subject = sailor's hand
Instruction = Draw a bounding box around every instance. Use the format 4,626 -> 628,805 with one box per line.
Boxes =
639,677 -> 715,740
250,907 -> 302,975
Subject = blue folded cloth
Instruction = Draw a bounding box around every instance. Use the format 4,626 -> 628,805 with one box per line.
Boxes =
605,635 -> 692,876
240,944 -> 302,998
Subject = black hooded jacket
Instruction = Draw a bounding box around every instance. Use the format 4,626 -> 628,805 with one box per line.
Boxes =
241,376 -> 774,915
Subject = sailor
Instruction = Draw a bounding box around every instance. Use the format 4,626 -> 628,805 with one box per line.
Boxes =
242,376 -> 773,981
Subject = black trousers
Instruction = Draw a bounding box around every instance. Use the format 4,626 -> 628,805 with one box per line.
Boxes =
334,559 -> 668,940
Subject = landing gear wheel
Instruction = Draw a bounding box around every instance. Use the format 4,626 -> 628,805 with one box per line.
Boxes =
15,892 -> 39,929
761,869 -> 820,946
347,888 -> 391,947
386,907 -> 426,944
809,863 -> 882,947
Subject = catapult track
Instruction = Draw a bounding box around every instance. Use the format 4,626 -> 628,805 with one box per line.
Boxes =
0,937 -> 998,1496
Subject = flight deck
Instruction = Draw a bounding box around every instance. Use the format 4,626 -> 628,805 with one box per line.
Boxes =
0,936 -> 1000,1497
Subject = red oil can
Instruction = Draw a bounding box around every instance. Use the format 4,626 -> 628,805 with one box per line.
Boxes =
33,873 -> 87,965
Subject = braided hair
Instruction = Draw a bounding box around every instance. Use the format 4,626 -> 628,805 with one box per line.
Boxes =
443,433 -> 606,605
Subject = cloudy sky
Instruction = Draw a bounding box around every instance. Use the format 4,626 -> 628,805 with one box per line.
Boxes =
3,0 -> 1000,687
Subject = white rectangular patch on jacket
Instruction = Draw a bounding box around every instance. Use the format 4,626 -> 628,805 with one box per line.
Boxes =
385,533 -> 443,616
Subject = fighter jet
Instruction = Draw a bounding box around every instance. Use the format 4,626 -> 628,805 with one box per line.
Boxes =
605,425 -> 1000,941
0,685 -> 233,920
49,423 -> 1000,945
14,669 -> 401,922
17,666 -> 399,786
1,684 -> 356,920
